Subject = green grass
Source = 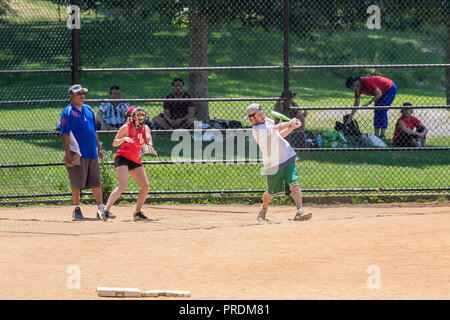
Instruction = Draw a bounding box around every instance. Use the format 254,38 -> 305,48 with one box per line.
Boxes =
1,132 -> 448,200
0,3 -> 449,201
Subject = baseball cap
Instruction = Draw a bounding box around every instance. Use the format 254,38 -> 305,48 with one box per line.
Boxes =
68,84 -> 88,95
345,76 -> 360,88
401,102 -> 413,112
244,103 -> 263,119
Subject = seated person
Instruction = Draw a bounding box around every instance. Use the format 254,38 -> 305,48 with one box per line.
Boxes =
274,90 -> 307,131
152,78 -> 197,129
393,102 -> 428,147
96,85 -> 130,130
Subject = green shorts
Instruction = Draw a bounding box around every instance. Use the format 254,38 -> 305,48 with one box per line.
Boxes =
264,163 -> 299,197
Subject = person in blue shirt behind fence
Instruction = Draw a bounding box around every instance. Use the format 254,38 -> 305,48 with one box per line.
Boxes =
96,85 -> 130,130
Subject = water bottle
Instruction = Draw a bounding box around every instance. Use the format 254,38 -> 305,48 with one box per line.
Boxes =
417,140 -> 421,147
317,134 -> 322,148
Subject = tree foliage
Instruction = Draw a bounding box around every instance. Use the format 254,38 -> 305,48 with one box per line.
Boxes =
0,0 -> 9,16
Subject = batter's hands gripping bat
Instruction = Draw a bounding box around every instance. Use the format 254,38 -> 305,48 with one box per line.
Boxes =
271,111 -> 302,129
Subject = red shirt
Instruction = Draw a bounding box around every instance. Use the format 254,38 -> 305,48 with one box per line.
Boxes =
355,76 -> 393,98
393,116 -> 421,144
115,123 -> 146,164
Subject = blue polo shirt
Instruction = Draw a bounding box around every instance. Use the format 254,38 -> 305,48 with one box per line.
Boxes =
59,103 -> 98,159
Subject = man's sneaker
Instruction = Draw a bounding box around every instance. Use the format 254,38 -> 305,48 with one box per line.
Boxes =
133,211 -> 149,221
104,211 -> 116,219
97,209 -> 108,222
72,207 -> 84,221
294,209 -> 312,221
379,134 -> 385,140
257,206 -> 269,222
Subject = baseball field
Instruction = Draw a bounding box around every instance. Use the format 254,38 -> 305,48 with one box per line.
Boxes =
1,201 -> 449,300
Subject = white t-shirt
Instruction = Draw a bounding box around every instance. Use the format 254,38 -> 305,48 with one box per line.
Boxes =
252,118 -> 298,175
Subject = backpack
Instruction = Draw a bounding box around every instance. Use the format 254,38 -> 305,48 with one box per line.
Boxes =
334,114 -> 362,141
210,119 -> 242,129
287,130 -> 317,148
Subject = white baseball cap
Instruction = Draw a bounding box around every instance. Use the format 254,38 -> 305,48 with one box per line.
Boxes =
244,103 -> 263,119
68,84 -> 88,95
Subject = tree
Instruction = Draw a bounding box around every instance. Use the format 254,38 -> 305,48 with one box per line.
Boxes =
0,0 -> 9,17
175,0 -> 284,122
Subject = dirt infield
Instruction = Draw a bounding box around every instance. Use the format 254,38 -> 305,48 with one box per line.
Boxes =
0,202 -> 449,300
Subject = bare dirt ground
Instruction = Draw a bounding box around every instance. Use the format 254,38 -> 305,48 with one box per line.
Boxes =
0,202 -> 449,300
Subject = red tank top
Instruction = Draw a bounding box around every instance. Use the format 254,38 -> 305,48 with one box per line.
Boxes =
115,123 -> 146,164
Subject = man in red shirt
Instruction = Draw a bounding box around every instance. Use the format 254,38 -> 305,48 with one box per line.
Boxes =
345,75 -> 397,139
393,102 -> 428,147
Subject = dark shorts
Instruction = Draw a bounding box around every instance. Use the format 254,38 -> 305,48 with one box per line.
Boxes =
114,155 -> 142,171
66,157 -> 102,190
394,132 -> 417,147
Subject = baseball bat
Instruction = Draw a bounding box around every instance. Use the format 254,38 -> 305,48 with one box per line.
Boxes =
271,111 -> 292,121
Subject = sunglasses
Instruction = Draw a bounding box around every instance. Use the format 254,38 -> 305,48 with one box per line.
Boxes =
76,92 -> 86,96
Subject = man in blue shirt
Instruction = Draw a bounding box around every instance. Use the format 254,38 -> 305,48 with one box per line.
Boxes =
96,85 -> 130,130
60,84 -> 109,221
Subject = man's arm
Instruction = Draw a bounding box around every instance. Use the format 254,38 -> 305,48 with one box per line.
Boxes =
279,119 -> 301,138
96,110 -> 113,130
95,132 -> 103,161
273,118 -> 298,132
398,120 -> 419,136
163,108 -> 175,127
61,133 -> 73,167
416,121 -> 428,138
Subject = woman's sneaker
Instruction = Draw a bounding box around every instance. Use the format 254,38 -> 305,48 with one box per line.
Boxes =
294,209 -> 312,221
133,211 -> 149,221
97,209 -> 108,222
104,211 -> 116,219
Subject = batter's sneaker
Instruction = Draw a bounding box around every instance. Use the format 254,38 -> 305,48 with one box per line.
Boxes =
72,207 -> 84,221
104,211 -> 116,219
133,211 -> 149,221
294,209 -> 312,221
257,206 -> 269,222
97,209 -> 108,222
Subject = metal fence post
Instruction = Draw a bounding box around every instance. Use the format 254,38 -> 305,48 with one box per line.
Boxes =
283,0 -> 290,114
71,0 -> 81,85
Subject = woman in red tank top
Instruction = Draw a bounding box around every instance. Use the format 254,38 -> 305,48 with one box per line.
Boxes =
99,106 -> 158,221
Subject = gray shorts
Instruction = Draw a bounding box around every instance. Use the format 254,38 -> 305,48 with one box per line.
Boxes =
66,157 -> 102,190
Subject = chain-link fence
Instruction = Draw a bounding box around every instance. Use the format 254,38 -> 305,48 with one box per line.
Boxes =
0,0 -> 449,204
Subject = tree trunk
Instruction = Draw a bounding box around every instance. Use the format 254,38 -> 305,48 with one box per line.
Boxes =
188,4 -> 210,123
